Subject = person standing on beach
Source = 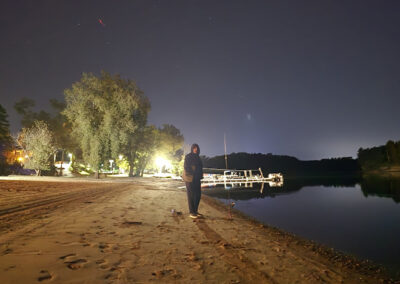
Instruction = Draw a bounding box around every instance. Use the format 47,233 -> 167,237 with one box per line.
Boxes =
183,143 -> 203,219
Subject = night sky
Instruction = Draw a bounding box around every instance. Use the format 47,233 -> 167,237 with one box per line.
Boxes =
1,0 -> 400,160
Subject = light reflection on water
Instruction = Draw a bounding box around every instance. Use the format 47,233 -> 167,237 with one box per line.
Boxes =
203,177 -> 400,277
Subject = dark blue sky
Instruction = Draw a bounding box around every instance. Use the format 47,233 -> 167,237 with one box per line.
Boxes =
1,0 -> 399,159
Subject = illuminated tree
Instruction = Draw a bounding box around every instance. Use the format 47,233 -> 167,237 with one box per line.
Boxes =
122,124 -> 184,177
18,121 -> 56,176
132,125 -> 159,176
156,124 -> 184,175
63,71 -> 150,178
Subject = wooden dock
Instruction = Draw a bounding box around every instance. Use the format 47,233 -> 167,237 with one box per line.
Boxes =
201,168 -> 283,188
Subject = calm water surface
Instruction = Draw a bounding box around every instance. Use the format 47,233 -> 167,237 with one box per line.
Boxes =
203,177 -> 400,277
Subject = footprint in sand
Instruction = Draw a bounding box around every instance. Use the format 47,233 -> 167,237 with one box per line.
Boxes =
59,253 -> 87,270
131,241 -> 141,250
79,234 -> 91,247
3,248 -> 13,255
59,253 -> 76,260
4,265 -> 16,272
38,270 -> 52,281
151,268 -> 177,279
96,259 -> 109,270
121,221 -> 142,228
98,242 -> 113,253
65,258 -> 88,270
103,259 -> 130,281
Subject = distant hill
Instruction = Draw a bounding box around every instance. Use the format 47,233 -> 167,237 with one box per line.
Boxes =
201,152 -> 360,178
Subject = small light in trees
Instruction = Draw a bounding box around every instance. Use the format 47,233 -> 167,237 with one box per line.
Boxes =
119,155 -> 123,160
68,153 -> 72,158
18,157 -> 23,162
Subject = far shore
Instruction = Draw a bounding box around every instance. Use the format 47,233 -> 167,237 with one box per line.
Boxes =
363,166 -> 400,178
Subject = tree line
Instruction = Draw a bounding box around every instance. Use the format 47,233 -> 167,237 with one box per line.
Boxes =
1,71 -> 184,177
202,152 -> 360,177
357,140 -> 400,171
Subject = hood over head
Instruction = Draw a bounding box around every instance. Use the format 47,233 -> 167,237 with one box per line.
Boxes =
191,143 -> 200,155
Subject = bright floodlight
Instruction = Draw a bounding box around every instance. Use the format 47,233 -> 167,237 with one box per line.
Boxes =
155,156 -> 172,172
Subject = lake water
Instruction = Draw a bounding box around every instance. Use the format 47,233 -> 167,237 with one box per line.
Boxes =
203,176 -> 400,277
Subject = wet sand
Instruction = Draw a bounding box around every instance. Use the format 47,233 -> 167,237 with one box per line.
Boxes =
0,177 -> 393,283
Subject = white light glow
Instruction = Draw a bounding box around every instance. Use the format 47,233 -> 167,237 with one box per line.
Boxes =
155,156 -> 172,172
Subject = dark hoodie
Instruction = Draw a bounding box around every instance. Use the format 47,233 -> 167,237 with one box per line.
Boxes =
184,144 -> 203,181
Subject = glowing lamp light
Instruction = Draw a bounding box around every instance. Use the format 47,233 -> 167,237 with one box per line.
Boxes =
18,157 -> 23,162
155,156 -> 172,172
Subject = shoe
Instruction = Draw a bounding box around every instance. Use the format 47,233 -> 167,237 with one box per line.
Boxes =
189,214 -> 198,219
196,212 -> 203,217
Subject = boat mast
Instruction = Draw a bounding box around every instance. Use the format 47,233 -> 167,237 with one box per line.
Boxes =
224,133 -> 228,169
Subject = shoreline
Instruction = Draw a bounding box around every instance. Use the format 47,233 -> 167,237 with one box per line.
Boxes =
0,176 -> 396,283
201,194 -> 393,280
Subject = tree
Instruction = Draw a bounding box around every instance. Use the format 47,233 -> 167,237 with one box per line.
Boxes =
0,104 -> 12,175
386,140 -> 399,164
123,124 -> 185,176
157,124 -> 184,175
0,104 -> 11,149
14,98 -> 77,153
14,98 -> 51,128
18,121 -> 56,176
63,71 -> 150,178
133,125 -> 159,176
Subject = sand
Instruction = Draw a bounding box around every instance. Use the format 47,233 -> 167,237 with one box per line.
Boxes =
0,177 -> 394,283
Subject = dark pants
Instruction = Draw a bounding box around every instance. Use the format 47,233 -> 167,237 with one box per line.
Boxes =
186,180 -> 201,214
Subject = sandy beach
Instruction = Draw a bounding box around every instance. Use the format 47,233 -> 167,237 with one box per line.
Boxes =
0,177 -> 394,283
